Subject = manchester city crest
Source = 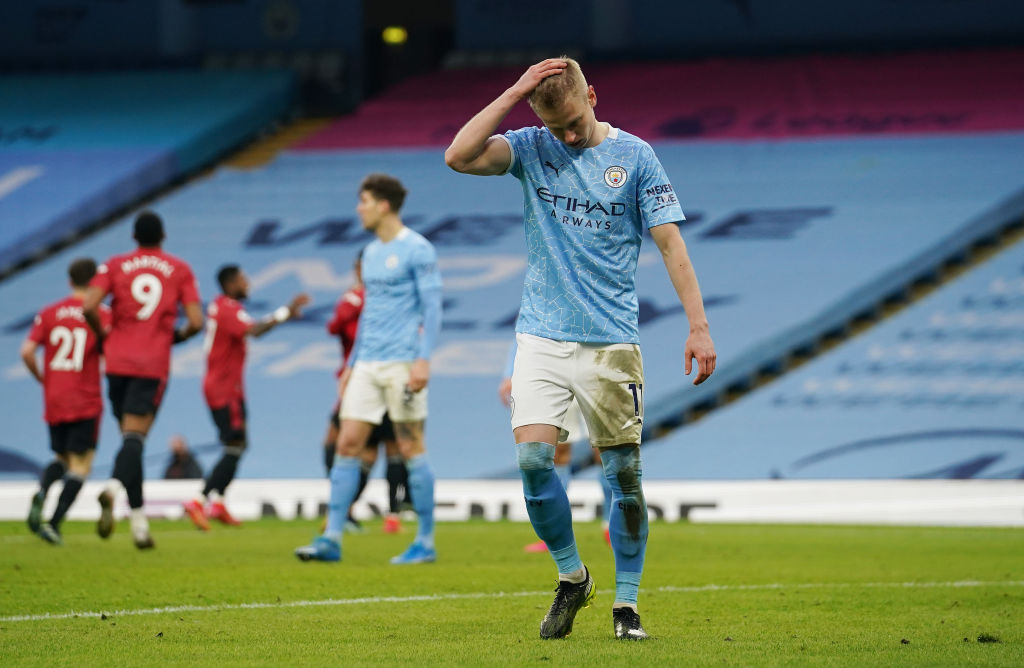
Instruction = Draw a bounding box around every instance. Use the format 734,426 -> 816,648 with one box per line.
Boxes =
604,165 -> 627,188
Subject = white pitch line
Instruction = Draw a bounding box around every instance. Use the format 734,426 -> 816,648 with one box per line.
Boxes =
3,580 -> 1023,624
658,580 -> 1024,593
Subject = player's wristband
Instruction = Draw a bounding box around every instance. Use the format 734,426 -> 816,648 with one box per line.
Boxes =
273,306 -> 290,323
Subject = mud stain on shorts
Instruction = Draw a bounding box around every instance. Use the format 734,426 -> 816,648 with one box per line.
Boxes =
587,347 -> 644,447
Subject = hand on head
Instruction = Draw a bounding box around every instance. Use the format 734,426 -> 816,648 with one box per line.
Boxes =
510,59 -> 567,100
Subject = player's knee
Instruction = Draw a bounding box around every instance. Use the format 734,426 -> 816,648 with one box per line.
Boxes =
601,447 -> 648,544
516,441 -> 555,471
122,413 -> 154,435
336,434 -> 363,457
392,421 -> 424,455
600,446 -> 643,496
67,457 -> 90,477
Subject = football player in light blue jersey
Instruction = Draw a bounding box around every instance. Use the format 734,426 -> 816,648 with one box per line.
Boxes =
296,173 -> 443,566
446,57 -> 716,640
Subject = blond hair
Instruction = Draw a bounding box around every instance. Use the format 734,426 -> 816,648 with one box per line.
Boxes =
528,56 -> 588,112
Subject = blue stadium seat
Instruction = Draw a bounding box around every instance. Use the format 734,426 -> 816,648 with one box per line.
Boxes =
0,71 -> 294,274
642,239 -> 1024,479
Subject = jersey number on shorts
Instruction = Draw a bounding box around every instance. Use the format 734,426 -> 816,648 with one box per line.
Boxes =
627,382 -> 644,417
131,273 -> 163,320
49,326 -> 87,372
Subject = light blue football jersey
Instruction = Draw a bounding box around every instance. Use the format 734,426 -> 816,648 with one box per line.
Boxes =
502,125 -> 684,344
352,227 -> 443,363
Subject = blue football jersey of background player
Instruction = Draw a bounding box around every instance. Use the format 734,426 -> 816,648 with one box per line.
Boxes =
351,228 -> 443,363
501,125 -> 685,344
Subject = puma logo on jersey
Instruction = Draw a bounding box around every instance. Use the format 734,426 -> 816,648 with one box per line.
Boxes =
543,160 -> 562,177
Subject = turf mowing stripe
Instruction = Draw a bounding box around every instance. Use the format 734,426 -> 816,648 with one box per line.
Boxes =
3,580 -> 1023,624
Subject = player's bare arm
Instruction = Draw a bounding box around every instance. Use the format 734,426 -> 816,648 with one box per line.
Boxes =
81,285 -> 107,339
408,358 -> 430,393
19,340 -> 43,383
249,293 -> 311,338
444,58 -> 566,175
650,223 -> 717,385
173,301 -> 205,344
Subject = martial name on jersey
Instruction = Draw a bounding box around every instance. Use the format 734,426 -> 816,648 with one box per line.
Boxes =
116,254 -> 177,278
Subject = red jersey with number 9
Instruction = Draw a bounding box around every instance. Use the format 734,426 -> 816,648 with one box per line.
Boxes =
91,248 -> 200,379
28,296 -> 111,424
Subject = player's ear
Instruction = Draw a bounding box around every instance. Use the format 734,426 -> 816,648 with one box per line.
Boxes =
587,85 -> 596,108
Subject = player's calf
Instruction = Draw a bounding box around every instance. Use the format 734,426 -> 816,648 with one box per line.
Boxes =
517,442 -> 581,571
601,445 -> 650,626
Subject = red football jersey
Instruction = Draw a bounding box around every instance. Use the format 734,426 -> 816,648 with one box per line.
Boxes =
91,248 -> 200,379
203,294 -> 253,407
327,285 -> 363,374
27,296 -> 111,424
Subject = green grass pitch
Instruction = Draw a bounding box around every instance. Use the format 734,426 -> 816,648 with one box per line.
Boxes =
2,518 -> 1022,665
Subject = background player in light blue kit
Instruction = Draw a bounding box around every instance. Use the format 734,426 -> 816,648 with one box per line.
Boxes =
296,173 -> 443,565
445,57 -> 716,640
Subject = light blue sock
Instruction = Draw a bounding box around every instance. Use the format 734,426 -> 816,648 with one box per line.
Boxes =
555,464 -> 572,491
599,465 -> 613,524
406,454 -> 435,549
601,446 -> 648,606
326,457 -> 360,542
615,572 -> 642,608
517,441 -> 582,575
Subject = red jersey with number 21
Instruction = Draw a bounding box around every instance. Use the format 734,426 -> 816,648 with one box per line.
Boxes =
203,294 -> 252,407
27,296 -> 111,424
91,248 -> 200,379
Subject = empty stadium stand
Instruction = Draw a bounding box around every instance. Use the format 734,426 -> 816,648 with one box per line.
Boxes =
642,237 -> 1024,479
297,49 -> 1024,149
2,129 -> 1022,480
0,70 -> 295,276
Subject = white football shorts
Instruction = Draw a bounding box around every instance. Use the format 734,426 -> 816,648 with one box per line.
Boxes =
340,361 -> 428,424
510,333 -> 644,448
